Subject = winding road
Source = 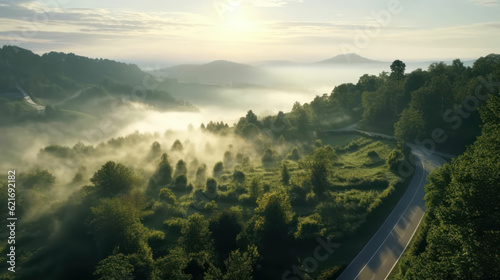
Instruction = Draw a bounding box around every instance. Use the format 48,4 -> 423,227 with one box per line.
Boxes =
327,126 -> 448,280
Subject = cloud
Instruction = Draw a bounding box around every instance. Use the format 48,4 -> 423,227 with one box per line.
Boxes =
469,0 -> 498,6
249,0 -> 303,7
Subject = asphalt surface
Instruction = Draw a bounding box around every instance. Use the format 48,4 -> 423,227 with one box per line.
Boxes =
335,141 -> 447,280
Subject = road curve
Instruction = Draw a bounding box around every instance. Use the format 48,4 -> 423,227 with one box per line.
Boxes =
335,142 -> 447,280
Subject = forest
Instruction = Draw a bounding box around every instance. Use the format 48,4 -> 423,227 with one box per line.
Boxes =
0,48 -> 499,280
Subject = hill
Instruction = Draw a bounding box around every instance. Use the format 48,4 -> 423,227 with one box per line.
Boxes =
0,45 -> 196,125
318,53 -> 382,64
159,60 -> 273,85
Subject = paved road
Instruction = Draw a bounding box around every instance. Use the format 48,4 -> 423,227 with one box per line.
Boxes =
336,143 -> 447,280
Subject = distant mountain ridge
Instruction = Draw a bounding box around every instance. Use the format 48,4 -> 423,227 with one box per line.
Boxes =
159,60 -> 273,85
317,53 -> 382,64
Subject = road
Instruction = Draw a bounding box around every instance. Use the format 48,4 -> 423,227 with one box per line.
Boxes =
16,84 -> 46,112
328,126 -> 448,280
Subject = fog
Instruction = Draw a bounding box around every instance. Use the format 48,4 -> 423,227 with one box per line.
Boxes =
0,61 -> 433,205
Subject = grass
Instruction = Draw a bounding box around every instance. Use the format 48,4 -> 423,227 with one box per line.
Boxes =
144,133 -> 412,279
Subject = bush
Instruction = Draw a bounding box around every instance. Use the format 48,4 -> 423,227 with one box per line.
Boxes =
386,148 -> 405,170
294,213 -> 325,239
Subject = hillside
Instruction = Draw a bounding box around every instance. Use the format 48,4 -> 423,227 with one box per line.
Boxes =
318,53 -> 382,64
159,60 -> 274,85
0,46 -> 196,124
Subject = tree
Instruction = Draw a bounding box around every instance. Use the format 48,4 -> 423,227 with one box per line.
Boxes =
400,92 -> 500,279
302,146 -> 336,195
245,110 -> 259,126
196,164 -> 207,183
171,139 -> 183,152
155,247 -> 191,280
390,59 -> 406,80
357,74 -> 379,92
205,245 -> 260,280
281,163 -> 290,186
91,198 -> 149,254
252,192 -> 296,276
90,161 -> 137,196
213,161 -> 224,177
224,151 -> 234,169
205,178 -> 217,197
394,107 -> 425,142
209,208 -> 243,263
287,147 -> 300,160
241,123 -> 260,138
232,171 -> 245,183
159,188 -> 176,204
156,153 -> 173,184
249,176 -> 262,200
149,141 -> 161,159
179,213 -> 213,254
174,175 -> 188,190
331,83 -> 362,112
174,159 -> 187,179
94,253 -> 134,280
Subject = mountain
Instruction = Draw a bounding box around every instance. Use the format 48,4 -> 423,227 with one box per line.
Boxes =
318,53 -> 382,64
0,46 -> 195,124
159,60 -> 273,85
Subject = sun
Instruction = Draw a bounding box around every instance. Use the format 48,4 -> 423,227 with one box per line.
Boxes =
218,3 -> 259,33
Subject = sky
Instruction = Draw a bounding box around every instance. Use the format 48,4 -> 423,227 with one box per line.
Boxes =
0,0 -> 499,66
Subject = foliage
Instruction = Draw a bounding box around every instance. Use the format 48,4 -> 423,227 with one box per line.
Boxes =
281,163 -> 291,186
94,253 -> 134,280
179,213 -> 213,255
301,145 -> 336,195
213,161 -> 224,177
90,161 -> 137,197
205,245 -> 260,280
398,92 -> 500,279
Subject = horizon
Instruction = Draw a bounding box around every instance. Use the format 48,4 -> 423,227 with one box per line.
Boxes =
1,0 -> 499,66
3,45 -> 488,69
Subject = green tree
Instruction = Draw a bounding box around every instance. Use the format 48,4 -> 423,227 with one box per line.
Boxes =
302,146 -> 336,195
205,178 -> 217,196
94,253 -> 134,280
205,245 -> 260,280
91,198 -> 150,254
149,141 -> 162,159
179,213 -> 213,254
90,161 -> 137,196
171,139 -> 183,152
209,208 -> 243,263
213,161 -> 224,177
281,163 -> 290,186
174,159 -> 187,179
233,171 -> 245,183
394,107 -> 425,142
155,247 -> 191,280
390,59 -> 406,80
196,164 -> 207,183
155,153 -> 173,186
